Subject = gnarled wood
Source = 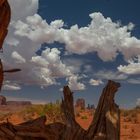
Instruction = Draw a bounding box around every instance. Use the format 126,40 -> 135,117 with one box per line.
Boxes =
0,80 -> 121,140
87,80 -> 120,140
61,86 -> 88,140
0,60 -> 4,91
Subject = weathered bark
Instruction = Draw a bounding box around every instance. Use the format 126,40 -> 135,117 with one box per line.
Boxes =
87,80 -> 120,140
0,60 -> 4,91
0,0 -> 11,50
61,86 -> 88,140
0,0 -> 11,91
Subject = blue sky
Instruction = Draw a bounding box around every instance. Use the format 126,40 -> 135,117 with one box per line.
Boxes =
2,0 -> 140,108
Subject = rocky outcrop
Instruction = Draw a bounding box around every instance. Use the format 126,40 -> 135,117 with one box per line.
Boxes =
0,80 -> 121,140
6,101 -> 32,106
0,95 -> 31,106
87,104 -> 95,110
75,98 -> 85,110
0,95 -> 6,105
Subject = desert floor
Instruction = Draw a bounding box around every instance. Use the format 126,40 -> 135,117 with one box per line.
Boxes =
0,105 -> 140,140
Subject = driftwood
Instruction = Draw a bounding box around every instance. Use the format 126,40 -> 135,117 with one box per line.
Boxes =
0,80 -> 121,140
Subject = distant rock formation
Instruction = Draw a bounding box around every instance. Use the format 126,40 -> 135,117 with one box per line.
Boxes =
87,103 -> 95,110
0,95 -> 6,105
75,98 -> 85,110
0,95 -> 31,106
6,101 -> 32,106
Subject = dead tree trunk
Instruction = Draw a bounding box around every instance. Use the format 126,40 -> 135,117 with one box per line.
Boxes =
0,81 -> 120,140
87,80 -> 120,140
0,60 -> 4,91
61,86 -> 89,140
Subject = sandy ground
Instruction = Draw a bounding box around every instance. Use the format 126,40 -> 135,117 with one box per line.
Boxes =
0,105 -> 140,140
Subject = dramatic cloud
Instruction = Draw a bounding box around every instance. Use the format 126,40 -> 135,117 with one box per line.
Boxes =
67,75 -> 85,90
62,58 -> 85,73
2,0 -> 140,90
13,13 -> 140,61
1,0 -> 85,90
89,79 -> 103,86
31,48 -> 74,87
11,51 -> 26,64
8,0 -> 38,20
2,81 -> 21,91
118,57 -> 140,74
94,70 -> 128,80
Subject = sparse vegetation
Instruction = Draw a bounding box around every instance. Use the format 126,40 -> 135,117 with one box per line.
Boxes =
19,101 -> 64,123
81,115 -> 88,120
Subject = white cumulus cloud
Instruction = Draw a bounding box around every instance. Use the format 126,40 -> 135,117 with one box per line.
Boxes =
2,0 -> 85,90
2,0 -> 140,90
2,81 -> 21,91
89,79 -> 103,86
94,70 -> 128,80
13,12 -> 140,61
118,56 -> 140,74
11,51 -> 26,64
67,75 -> 85,91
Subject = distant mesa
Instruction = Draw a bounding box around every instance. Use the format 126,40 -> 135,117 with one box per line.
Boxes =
87,103 -> 95,110
6,101 -> 32,106
75,98 -> 85,110
0,95 -> 32,106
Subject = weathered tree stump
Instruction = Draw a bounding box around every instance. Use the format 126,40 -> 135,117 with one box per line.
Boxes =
0,80 -> 121,140
87,80 -> 120,140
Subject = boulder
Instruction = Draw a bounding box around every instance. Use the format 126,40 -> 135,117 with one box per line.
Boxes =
0,95 -> 6,105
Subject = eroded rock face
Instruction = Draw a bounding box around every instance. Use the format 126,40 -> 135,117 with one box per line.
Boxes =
75,98 -> 85,110
0,95 -> 6,105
